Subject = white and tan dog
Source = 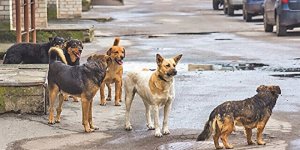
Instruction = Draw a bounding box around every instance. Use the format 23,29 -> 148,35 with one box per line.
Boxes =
124,54 -> 182,137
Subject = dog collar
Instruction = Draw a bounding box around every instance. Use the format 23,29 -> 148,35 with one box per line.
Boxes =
158,74 -> 168,82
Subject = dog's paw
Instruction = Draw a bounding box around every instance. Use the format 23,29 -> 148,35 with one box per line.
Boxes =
215,145 -> 223,149
225,144 -> 234,149
55,119 -> 60,123
91,125 -> 99,130
247,140 -> 255,145
155,131 -> 163,137
85,128 -> 95,133
106,97 -> 111,101
162,129 -> 170,135
115,103 -> 121,106
48,120 -> 55,124
125,125 -> 133,131
257,141 -> 266,145
147,124 -> 155,130
100,102 -> 106,106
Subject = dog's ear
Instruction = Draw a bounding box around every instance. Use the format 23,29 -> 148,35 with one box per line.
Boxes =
107,48 -> 112,56
156,54 -> 164,66
271,86 -> 281,95
173,54 -> 183,64
80,41 -> 83,49
123,48 -> 126,58
49,37 -> 53,42
256,85 -> 268,93
87,55 -> 94,62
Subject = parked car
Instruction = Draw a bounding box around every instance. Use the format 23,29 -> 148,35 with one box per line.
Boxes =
264,0 -> 300,36
224,0 -> 243,16
213,0 -> 224,10
243,0 -> 264,22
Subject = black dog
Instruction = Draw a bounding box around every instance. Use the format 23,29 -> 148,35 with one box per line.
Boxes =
3,36 -> 65,64
47,47 -> 111,132
64,39 -> 83,66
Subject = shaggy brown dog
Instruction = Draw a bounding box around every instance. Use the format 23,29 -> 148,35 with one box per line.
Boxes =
47,47 -> 111,132
100,37 -> 125,106
197,85 -> 281,149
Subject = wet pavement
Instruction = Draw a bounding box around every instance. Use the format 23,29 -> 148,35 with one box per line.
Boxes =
1,0 -> 300,149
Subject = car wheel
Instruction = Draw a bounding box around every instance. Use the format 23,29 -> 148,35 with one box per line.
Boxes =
228,5 -> 234,16
276,15 -> 286,36
242,7 -> 246,20
213,0 -> 219,10
264,13 -> 273,32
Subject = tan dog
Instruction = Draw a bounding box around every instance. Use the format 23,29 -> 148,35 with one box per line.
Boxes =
100,37 -> 125,106
124,54 -> 183,137
197,85 -> 281,149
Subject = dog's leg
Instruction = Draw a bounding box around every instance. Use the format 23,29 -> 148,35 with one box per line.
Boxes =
144,103 -> 154,130
220,116 -> 234,149
63,93 -> 69,101
71,96 -> 79,102
119,80 -> 122,102
88,100 -> 99,130
82,98 -> 93,132
213,124 -> 223,149
125,86 -> 135,131
162,101 -> 172,135
114,80 -> 122,106
48,85 -> 59,124
153,105 -> 162,137
55,93 -> 64,123
106,83 -> 112,101
245,128 -> 255,145
256,116 -> 270,145
100,82 -> 107,106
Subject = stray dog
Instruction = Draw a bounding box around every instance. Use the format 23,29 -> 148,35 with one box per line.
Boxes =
47,47 -> 111,132
64,39 -> 83,66
3,36 -> 64,64
62,39 -> 84,102
196,85 -> 281,149
100,37 -> 125,106
124,54 -> 183,137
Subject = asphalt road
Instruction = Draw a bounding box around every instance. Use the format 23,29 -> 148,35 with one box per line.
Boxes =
1,0 -> 300,149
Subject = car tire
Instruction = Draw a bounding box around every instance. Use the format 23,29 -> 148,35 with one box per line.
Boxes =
245,13 -> 252,22
224,6 -> 228,14
228,5 -> 234,16
276,15 -> 287,36
213,0 -> 219,10
264,13 -> 273,32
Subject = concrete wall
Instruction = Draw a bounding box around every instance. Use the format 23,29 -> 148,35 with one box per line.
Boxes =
0,0 -> 11,21
57,0 -> 82,18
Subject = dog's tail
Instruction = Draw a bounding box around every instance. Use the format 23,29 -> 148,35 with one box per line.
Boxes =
2,53 -> 7,64
196,111 -> 217,141
49,47 -> 68,64
113,37 -> 120,46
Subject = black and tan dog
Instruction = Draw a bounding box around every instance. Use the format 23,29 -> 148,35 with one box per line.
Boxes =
64,39 -> 83,66
62,39 -> 84,102
197,85 -> 281,149
47,47 -> 111,132
3,36 -> 65,64
100,37 -> 125,106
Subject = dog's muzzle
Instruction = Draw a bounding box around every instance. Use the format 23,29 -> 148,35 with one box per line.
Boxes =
167,69 -> 177,76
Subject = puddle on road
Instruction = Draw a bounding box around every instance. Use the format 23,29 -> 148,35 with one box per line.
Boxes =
188,63 -> 269,71
271,73 -> 300,78
290,139 -> 300,150
214,38 -> 232,41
